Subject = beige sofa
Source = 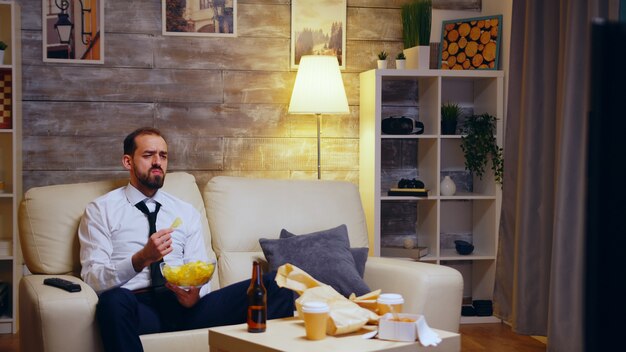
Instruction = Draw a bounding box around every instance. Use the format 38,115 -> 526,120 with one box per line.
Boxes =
18,173 -> 463,352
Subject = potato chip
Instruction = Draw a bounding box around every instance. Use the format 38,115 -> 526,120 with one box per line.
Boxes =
162,260 -> 215,287
170,217 -> 183,229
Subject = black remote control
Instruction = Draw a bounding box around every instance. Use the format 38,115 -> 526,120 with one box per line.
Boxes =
43,278 -> 82,293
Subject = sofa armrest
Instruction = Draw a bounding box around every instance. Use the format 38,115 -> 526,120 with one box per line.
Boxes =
363,257 -> 463,332
19,275 -> 103,352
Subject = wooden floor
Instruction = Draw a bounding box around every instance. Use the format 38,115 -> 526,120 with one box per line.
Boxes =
459,323 -> 546,351
0,323 -> 546,351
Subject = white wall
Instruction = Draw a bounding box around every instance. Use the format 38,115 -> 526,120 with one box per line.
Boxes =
481,0 -> 513,128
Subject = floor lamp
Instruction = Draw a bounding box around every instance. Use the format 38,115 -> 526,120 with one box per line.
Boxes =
288,55 -> 350,179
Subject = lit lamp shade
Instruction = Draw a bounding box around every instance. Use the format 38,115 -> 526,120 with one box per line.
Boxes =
288,55 -> 349,114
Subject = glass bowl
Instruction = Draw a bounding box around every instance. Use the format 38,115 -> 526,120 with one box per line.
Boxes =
159,259 -> 216,288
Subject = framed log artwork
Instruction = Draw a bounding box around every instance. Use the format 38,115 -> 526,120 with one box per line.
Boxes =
162,0 -> 237,37
438,15 -> 502,70
291,0 -> 346,69
42,0 -> 105,64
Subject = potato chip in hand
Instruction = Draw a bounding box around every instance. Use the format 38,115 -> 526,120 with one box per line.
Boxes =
170,217 -> 182,229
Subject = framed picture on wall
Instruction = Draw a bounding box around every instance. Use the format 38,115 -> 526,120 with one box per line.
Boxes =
162,0 -> 237,37
42,0 -> 105,64
291,0 -> 346,69
438,15 -> 503,70
433,0 -> 481,10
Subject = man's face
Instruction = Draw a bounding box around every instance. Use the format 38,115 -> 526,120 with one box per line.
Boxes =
124,134 -> 168,195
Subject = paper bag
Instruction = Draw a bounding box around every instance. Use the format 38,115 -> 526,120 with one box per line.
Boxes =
349,289 -> 382,313
275,263 -> 379,335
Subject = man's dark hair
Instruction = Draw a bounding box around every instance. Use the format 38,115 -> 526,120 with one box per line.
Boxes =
123,127 -> 166,156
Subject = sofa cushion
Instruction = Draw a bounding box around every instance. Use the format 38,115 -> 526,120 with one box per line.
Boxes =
204,176 -> 370,287
279,228 -> 368,278
259,224 -> 370,297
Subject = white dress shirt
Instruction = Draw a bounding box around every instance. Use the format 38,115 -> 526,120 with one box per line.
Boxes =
79,184 -> 211,296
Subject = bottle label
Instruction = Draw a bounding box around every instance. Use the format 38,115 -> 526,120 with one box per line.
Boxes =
247,305 -> 267,332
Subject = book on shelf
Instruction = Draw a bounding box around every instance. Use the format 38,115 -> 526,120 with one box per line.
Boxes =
387,188 -> 429,197
381,246 -> 429,260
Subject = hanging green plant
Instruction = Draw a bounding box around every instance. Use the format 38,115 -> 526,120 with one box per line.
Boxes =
460,113 -> 504,184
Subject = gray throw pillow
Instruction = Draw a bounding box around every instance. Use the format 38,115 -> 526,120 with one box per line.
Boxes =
280,229 -> 369,278
259,224 -> 371,297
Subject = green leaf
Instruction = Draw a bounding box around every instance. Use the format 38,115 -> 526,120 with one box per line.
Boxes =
401,0 -> 432,48
460,113 -> 504,184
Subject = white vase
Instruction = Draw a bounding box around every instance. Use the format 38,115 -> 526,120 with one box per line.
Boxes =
440,176 -> 456,196
377,60 -> 387,69
0,50 -> 4,65
395,59 -> 406,69
403,45 -> 430,70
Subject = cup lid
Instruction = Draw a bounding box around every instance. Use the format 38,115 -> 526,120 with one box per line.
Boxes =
377,293 -> 404,304
302,301 -> 330,313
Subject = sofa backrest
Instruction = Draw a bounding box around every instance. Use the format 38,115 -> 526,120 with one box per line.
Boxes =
204,176 -> 369,287
19,172 -> 219,288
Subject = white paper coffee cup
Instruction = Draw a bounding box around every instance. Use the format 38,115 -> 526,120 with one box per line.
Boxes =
301,301 -> 330,340
377,293 -> 404,315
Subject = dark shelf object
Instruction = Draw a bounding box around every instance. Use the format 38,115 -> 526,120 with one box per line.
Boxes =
454,240 -> 474,255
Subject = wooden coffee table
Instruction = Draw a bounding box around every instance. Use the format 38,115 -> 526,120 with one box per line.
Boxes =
208,317 -> 460,352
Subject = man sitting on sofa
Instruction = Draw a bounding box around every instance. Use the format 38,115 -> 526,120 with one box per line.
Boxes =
78,127 -> 294,352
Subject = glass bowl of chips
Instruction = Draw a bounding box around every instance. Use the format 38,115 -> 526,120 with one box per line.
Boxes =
160,259 -> 216,289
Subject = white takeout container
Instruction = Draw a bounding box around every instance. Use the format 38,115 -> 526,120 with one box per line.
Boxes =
378,313 -> 421,342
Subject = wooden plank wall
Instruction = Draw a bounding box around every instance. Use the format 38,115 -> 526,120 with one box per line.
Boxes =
19,0 -> 480,191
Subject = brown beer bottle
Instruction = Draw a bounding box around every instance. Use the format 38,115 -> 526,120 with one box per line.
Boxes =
247,260 -> 267,332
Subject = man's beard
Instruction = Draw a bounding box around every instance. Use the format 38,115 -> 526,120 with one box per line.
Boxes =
135,167 -> 165,190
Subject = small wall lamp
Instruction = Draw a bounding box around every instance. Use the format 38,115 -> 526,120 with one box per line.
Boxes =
54,0 -> 73,44
54,0 -> 93,46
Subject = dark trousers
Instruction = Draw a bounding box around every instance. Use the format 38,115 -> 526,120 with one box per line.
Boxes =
96,272 -> 294,352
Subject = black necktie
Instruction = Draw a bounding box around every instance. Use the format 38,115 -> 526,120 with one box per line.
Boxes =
135,201 -> 165,288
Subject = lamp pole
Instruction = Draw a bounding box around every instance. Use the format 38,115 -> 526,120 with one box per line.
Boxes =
316,113 -> 322,180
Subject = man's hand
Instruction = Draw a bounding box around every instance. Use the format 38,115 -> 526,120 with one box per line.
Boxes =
166,282 -> 201,308
131,228 -> 174,272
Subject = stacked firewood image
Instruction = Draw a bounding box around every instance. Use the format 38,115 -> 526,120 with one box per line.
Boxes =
440,17 -> 499,70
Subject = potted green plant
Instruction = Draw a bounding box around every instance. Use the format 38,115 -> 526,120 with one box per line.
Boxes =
441,102 -> 461,135
401,0 -> 432,69
0,41 -> 7,65
460,113 -> 504,184
377,50 -> 388,69
395,52 -> 406,69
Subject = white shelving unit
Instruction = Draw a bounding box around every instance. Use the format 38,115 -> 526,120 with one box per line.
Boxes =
0,0 -> 21,334
359,68 -> 503,324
